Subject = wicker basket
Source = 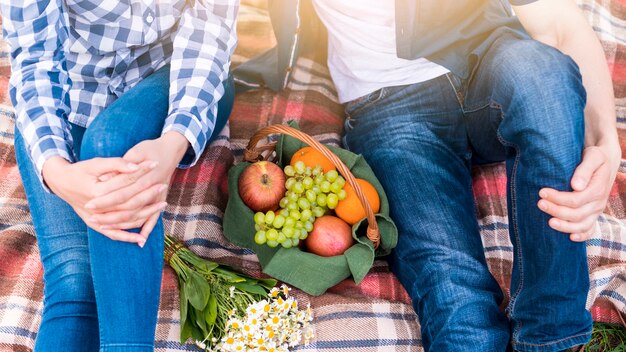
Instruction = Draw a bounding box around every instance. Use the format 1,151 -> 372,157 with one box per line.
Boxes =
243,124 -> 380,248
223,123 -> 397,295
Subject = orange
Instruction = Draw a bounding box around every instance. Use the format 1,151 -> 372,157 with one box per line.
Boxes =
335,178 -> 380,225
290,146 -> 336,173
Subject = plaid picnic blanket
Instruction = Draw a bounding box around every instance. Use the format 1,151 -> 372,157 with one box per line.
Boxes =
1,0 -> 626,351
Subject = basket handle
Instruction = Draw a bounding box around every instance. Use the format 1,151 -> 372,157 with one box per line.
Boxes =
244,125 -> 380,249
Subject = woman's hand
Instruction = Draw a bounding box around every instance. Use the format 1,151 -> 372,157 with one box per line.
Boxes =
538,140 -> 621,242
42,156 -> 156,245
85,131 -> 189,240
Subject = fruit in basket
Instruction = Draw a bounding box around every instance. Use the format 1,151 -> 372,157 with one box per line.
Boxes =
290,146 -> 336,173
305,215 -> 353,257
335,178 -> 380,225
239,161 -> 286,212
251,162 -> 357,249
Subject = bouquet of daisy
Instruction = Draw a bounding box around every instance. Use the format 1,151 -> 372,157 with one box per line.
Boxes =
164,235 -> 314,351
208,285 -> 314,352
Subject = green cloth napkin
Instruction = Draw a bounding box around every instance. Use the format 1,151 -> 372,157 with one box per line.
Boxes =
223,128 -> 397,296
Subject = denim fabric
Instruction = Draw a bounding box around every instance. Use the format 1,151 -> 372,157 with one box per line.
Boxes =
14,66 -> 234,352
343,33 -> 592,352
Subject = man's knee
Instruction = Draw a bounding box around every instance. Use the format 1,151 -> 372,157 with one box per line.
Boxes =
491,39 -> 586,121
497,39 -> 584,94
492,40 -> 585,151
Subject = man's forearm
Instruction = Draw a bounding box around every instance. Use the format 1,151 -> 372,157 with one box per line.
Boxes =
558,12 -> 618,150
514,0 -> 618,152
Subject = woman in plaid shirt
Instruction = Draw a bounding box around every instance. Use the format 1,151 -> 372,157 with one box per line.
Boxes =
1,0 -> 238,350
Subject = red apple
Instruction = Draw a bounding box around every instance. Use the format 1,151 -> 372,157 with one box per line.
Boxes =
305,215 -> 354,257
238,161 -> 286,212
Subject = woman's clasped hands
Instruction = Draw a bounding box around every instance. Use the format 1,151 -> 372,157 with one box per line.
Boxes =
42,131 -> 189,247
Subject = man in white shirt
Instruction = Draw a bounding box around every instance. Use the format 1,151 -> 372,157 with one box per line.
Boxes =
310,1 -> 618,351
238,0 -> 618,350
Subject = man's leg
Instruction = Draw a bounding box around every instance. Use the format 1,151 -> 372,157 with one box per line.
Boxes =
343,75 -> 510,352
14,125 -> 100,351
79,66 -> 234,351
463,33 -> 592,351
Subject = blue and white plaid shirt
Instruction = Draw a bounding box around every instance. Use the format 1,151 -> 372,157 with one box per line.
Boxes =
1,0 -> 238,187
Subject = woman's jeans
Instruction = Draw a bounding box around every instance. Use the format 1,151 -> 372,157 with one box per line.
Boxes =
14,66 -> 234,351
343,34 -> 592,352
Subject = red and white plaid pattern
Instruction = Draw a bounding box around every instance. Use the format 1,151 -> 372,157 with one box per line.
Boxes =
1,0 -> 626,351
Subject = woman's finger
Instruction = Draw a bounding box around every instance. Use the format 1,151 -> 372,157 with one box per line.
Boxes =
98,172 -> 117,182
84,157 -> 140,175
97,228 -> 144,244
86,173 -> 156,210
92,160 -> 158,197
139,212 -> 161,244
96,201 -> 167,228
95,183 -> 168,213
102,219 -> 146,231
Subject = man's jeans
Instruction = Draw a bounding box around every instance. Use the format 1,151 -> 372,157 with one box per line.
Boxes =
14,66 -> 234,351
343,33 -> 592,352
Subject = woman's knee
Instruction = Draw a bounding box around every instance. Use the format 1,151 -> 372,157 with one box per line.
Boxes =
80,127 -> 132,160
80,116 -> 138,160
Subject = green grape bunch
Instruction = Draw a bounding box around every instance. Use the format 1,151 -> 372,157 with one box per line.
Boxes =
253,161 -> 348,248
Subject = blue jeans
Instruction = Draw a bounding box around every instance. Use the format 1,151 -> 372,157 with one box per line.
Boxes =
343,34 -> 592,352
14,66 -> 234,351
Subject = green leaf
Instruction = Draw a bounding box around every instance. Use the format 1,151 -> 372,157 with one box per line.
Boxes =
179,281 -> 188,328
185,271 -> 210,311
194,306 -> 208,335
179,250 -> 219,272
205,293 -> 217,326
191,322 -> 205,343
257,278 -> 278,289
232,282 -> 268,296
197,261 -> 219,273
180,316 -> 193,344
213,267 -> 246,283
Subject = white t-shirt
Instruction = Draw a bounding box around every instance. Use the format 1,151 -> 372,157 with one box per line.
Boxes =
313,0 -> 449,103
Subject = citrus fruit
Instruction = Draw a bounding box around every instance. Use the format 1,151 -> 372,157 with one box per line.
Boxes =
290,147 -> 336,173
335,178 -> 380,225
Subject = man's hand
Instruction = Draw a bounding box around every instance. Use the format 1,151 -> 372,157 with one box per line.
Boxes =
85,131 -> 189,241
42,156 -> 156,245
538,142 -> 621,242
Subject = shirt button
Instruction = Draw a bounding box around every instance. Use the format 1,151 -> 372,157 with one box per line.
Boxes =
146,15 -> 154,23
